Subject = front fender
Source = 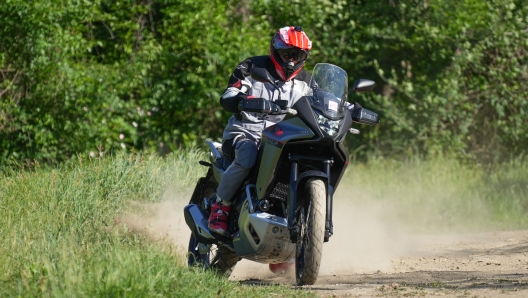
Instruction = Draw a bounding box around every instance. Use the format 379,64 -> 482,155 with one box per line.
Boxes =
287,170 -> 329,231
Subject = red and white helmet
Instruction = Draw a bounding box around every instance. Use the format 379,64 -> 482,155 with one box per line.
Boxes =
270,26 -> 312,81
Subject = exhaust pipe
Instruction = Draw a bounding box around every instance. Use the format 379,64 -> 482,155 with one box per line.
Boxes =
184,204 -> 216,244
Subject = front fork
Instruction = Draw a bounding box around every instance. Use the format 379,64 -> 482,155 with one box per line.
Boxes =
287,155 -> 334,243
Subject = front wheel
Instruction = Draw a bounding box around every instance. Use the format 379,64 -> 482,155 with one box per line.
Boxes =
295,178 -> 326,285
187,234 -> 239,276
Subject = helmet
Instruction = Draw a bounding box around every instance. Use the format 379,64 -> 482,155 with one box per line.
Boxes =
270,26 -> 312,81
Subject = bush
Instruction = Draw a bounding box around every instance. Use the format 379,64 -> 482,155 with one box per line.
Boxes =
1,0 -> 527,165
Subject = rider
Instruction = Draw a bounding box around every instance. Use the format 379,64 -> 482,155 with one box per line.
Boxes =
208,26 -> 313,234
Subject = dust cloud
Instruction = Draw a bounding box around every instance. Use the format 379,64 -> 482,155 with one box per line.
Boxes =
122,186 -> 418,282
318,196 -> 415,275
122,195 -> 191,253
230,188 -> 418,281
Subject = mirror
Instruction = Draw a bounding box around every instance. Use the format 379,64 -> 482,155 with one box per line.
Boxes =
349,79 -> 375,93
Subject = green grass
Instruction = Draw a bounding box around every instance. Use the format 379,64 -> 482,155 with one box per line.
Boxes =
0,150 -> 314,297
1,149 -> 527,297
340,156 -> 528,232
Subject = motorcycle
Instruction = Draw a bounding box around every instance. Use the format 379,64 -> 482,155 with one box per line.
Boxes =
184,63 -> 379,285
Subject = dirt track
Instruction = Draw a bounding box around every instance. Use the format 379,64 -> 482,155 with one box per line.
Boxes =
125,199 -> 528,297
232,230 -> 528,297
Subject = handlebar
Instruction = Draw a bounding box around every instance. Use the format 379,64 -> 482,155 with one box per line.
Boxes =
238,98 -> 292,115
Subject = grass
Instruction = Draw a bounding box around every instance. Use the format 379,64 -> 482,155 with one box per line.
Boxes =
0,150 -> 314,297
1,149 -> 527,297
340,156 -> 528,232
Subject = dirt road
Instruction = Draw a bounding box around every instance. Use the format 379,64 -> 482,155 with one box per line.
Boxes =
127,199 -> 528,297
232,230 -> 528,297
225,195 -> 528,297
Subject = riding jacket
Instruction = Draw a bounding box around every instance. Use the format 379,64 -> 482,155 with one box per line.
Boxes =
220,56 -> 313,143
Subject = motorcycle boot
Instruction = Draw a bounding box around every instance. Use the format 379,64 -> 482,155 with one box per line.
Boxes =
208,199 -> 232,235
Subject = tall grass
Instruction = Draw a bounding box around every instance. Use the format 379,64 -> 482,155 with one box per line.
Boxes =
0,150 -> 313,297
341,156 -> 528,233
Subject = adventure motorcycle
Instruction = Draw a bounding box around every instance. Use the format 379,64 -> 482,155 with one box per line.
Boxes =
184,63 -> 379,285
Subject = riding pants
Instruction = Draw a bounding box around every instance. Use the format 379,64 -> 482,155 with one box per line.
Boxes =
216,138 -> 258,203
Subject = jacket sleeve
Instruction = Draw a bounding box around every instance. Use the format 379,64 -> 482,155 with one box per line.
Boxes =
220,58 -> 253,113
220,90 -> 247,113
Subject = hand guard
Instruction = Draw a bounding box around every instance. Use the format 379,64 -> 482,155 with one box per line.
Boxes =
238,97 -> 284,114
349,103 -> 380,126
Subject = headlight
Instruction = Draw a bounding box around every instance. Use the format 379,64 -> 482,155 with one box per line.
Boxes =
316,111 -> 341,136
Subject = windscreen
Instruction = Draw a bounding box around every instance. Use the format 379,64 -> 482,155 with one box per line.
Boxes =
310,63 -> 348,119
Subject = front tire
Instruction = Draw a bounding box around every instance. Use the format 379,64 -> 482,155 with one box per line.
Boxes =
295,178 -> 326,285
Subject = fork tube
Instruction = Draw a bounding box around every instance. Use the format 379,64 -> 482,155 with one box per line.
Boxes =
324,160 -> 333,241
287,160 -> 298,229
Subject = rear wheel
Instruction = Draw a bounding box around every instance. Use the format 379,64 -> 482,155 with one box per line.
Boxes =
187,169 -> 239,276
187,233 -> 239,276
295,178 -> 326,285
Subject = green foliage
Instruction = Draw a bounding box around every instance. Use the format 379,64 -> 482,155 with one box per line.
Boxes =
0,0 -> 271,165
1,0 -> 527,164
257,0 -> 528,162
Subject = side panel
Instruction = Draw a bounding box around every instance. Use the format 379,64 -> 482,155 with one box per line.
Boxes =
212,164 -> 224,184
256,117 -> 314,199
206,140 -> 227,183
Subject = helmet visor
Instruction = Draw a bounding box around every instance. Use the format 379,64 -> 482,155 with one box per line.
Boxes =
276,48 -> 308,62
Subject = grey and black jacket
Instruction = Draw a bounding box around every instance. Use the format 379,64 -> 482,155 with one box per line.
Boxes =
220,56 -> 313,143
